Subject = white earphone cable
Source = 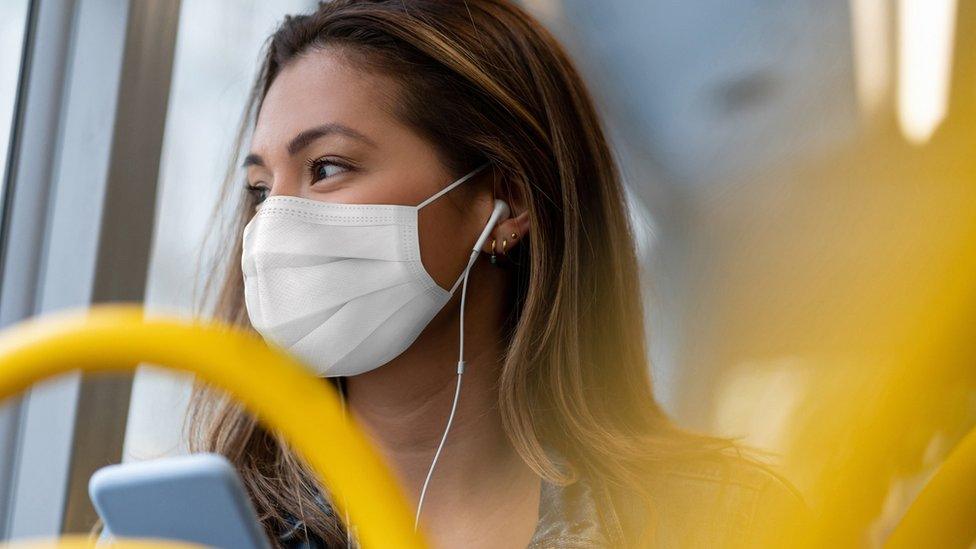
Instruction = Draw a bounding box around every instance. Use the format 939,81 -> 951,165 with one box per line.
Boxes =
414,248 -> 479,530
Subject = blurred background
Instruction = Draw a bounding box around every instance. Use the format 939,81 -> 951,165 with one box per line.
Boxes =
0,0 -> 972,546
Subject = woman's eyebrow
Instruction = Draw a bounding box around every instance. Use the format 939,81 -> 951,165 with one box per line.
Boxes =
242,123 -> 377,168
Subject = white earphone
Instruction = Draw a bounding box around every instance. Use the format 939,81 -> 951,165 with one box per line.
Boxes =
414,197 -> 511,531
472,199 -> 511,254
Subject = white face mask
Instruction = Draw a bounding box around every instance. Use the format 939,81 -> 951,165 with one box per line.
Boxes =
241,163 -> 493,377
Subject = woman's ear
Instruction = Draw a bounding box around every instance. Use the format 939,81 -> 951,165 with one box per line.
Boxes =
480,170 -> 529,255
482,209 -> 530,255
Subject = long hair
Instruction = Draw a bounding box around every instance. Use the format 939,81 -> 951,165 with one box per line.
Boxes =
187,1 -> 740,546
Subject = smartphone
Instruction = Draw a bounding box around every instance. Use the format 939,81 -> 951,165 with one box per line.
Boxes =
89,452 -> 270,549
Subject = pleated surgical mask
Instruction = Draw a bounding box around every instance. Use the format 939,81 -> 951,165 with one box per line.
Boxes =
241,163 -> 493,377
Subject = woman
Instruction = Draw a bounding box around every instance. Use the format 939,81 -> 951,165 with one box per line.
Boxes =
188,1 -> 807,547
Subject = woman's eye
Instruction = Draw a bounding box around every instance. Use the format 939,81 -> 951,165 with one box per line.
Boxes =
247,185 -> 269,204
307,158 -> 350,182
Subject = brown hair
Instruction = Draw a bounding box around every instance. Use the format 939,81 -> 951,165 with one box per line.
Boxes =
187,1 -> 739,546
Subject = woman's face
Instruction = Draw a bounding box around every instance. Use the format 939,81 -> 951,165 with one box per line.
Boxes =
245,47 -> 493,291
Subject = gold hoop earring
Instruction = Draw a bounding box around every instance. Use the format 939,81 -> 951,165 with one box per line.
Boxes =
501,238 -> 509,255
489,238 -> 497,264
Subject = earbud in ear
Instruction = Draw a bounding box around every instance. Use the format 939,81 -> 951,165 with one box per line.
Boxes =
493,199 -> 510,221
472,199 -> 511,253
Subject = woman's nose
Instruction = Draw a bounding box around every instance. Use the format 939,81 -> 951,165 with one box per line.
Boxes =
265,175 -> 303,199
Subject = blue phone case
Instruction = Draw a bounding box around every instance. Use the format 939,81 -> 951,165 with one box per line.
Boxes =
89,452 -> 270,549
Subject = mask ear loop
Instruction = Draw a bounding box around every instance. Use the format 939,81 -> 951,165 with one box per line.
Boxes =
415,162 -> 491,210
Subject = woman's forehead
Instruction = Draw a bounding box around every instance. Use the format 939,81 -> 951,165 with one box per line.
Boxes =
250,49 -> 397,154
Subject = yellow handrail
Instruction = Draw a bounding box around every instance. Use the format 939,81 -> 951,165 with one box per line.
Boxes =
885,425 -> 976,548
0,305 -> 425,549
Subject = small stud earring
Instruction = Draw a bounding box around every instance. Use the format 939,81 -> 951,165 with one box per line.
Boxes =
489,238 -> 497,264
511,232 -> 518,240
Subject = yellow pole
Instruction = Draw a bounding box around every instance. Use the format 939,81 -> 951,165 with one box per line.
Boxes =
0,305 -> 426,549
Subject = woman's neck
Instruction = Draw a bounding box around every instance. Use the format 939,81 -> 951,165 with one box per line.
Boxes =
342,259 -> 541,546
345,338 -> 514,495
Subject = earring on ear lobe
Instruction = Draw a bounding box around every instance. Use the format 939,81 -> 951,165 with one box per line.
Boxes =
501,238 -> 509,255
511,232 -> 518,240
489,238 -> 497,264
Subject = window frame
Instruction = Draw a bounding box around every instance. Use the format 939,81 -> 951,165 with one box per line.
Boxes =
0,0 -> 181,539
